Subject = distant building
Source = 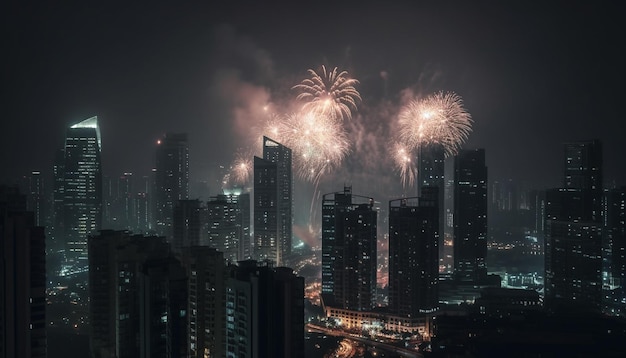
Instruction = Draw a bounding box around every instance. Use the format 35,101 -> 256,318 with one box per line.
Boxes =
63,116 -> 102,267
225,260 -> 304,358
0,186 -> 46,358
155,133 -> 189,239
453,149 -> 488,283
207,188 -> 251,262
52,149 -> 65,252
253,137 -> 292,265
603,186 -> 625,317
389,188 -> 439,317
321,186 -> 377,311
172,199 -> 205,254
88,230 -> 188,358
545,140 -> 603,314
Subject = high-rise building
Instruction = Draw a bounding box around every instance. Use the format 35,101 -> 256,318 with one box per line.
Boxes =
225,260 -> 304,358
1,186 -> 47,358
418,144 -> 446,259
603,186 -> 626,317
172,199 -> 205,255
88,230 -> 188,358
453,149 -> 488,283
207,188 -> 251,263
20,171 -> 45,227
155,133 -> 189,239
253,137 -> 292,266
180,247 -> 227,358
545,139 -> 603,315
389,188 -> 439,317
321,186 -> 377,311
63,116 -> 102,267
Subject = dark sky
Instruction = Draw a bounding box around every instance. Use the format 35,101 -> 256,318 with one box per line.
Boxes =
2,1 -> 624,201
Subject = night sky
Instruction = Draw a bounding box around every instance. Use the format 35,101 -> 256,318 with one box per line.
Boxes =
3,1 -> 624,209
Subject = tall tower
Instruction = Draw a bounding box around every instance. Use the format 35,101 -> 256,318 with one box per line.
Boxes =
253,137 -> 292,266
207,188 -> 251,263
155,133 -> 189,238
545,139 -> 603,314
180,247 -> 227,358
63,116 -> 102,267
225,260 -> 304,358
603,186 -> 626,317
88,231 -> 188,358
1,186 -> 47,358
453,149 -> 488,283
321,186 -> 377,311
418,144 -> 446,268
172,199 -> 205,255
389,188 -> 439,317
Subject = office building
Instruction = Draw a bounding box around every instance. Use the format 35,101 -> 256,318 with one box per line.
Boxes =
603,186 -> 626,317
321,186 -> 377,311
453,149 -> 488,283
545,140 -> 603,314
155,133 -> 189,238
253,137 -> 292,265
1,186 -> 46,358
418,144 -> 446,259
207,188 -> 250,262
389,188 -> 439,317
63,116 -> 102,267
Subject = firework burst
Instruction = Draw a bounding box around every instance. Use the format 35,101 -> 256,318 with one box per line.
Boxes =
228,150 -> 253,185
398,91 -> 472,157
272,111 -> 350,182
292,65 -> 361,122
391,142 -> 417,188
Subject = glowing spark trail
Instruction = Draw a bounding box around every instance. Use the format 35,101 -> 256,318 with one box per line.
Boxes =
292,65 -> 361,122
391,143 -> 417,188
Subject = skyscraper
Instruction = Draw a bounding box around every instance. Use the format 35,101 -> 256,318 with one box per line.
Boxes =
389,188 -> 439,317
207,188 -> 251,262
155,133 -> 189,239
172,199 -> 205,255
180,247 -> 227,358
418,144 -> 446,259
321,186 -> 377,311
253,137 -> 292,265
225,260 -> 304,358
63,116 -> 102,267
1,186 -> 47,358
545,139 -> 603,314
88,230 -> 188,358
453,149 -> 488,283
603,186 -> 626,317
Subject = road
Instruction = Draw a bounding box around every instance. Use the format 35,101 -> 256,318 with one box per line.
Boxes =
307,323 -> 423,358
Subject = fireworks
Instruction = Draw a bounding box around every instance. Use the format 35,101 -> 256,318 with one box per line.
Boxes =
398,91 -> 472,157
292,65 -> 361,122
393,91 -> 473,187
227,150 -> 253,186
258,111 -> 350,183
285,111 -> 350,182
391,143 -> 417,188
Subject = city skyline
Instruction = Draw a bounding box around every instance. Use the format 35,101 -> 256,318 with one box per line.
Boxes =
2,2 -> 624,199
